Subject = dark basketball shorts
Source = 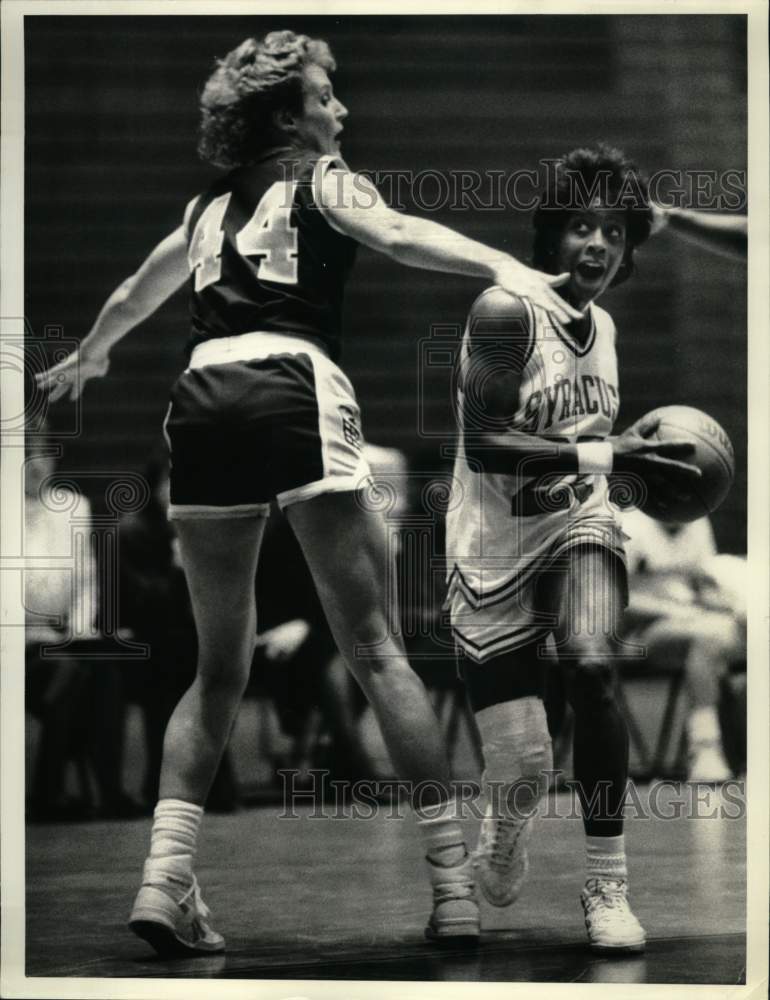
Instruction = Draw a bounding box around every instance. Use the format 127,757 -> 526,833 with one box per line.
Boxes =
163,333 -> 372,520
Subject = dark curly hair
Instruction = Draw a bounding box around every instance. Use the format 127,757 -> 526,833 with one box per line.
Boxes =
532,143 -> 652,288
198,31 -> 336,169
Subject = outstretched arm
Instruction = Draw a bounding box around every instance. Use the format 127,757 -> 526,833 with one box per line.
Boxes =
36,220 -> 191,401
650,204 -> 747,261
318,166 -> 582,325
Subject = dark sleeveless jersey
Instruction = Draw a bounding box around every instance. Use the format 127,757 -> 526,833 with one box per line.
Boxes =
185,149 -> 357,362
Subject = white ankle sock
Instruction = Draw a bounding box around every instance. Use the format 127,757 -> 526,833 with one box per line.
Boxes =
415,798 -> 467,868
586,833 -> 627,881
475,697 -> 553,822
148,798 -> 204,874
688,706 -> 721,745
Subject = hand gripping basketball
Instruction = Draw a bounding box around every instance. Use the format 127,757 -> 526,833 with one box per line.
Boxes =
613,406 -> 734,522
610,413 -> 701,479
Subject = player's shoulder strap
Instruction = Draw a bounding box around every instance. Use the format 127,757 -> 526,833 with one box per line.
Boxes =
590,301 -> 618,344
311,154 -> 358,235
465,285 -> 537,374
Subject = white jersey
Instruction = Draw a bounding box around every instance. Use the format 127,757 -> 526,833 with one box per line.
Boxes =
445,289 -> 623,627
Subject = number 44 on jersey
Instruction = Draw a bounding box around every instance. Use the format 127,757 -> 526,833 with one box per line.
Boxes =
188,181 -> 300,291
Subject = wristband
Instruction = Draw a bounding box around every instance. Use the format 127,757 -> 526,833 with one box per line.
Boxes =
576,441 -> 613,475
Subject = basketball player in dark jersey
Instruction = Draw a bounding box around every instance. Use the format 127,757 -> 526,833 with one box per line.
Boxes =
444,145 -> 703,952
37,31 -> 583,955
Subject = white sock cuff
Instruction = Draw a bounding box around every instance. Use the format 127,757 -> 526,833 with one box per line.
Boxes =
150,798 -> 204,862
586,833 -> 625,856
415,798 -> 465,852
418,821 -> 465,852
688,706 -> 722,743
414,796 -> 460,825
586,834 -> 628,879
154,798 -> 204,819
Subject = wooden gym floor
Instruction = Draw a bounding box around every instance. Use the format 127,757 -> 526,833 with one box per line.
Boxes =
24,786 -> 745,986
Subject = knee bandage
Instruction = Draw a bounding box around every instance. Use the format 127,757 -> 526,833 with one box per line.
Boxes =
475,697 -> 553,820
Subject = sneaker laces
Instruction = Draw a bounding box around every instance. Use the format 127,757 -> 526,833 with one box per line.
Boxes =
583,878 -> 635,923
178,876 -> 211,919
488,818 -> 527,868
429,854 -> 475,904
433,879 -> 475,904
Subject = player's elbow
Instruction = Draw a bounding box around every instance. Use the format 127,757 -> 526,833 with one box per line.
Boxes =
111,276 -> 140,318
377,213 -> 409,258
112,273 -> 158,325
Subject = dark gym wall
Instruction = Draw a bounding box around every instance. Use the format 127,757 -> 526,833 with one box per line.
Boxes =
24,15 -> 747,551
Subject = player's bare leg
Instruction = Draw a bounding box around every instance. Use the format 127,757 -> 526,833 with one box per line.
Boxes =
548,543 -> 645,954
286,489 -> 478,943
129,514 -> 267,956
157,515 -> 266,802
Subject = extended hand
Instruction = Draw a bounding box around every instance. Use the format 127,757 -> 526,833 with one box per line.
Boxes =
493,261 -> 582,325
649,201 -> 670,238
34,348 -> 109,402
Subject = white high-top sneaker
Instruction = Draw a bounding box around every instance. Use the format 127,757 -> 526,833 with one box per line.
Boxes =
580,877 -> 646,953
129,858 -> 225,956
473,806 -> 533,907
424,853 -> 480,944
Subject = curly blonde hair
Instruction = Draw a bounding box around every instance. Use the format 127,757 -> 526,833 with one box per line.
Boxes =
198,31 -> 336,169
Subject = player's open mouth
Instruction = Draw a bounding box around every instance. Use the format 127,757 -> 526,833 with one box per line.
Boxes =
576,260 -> 605,281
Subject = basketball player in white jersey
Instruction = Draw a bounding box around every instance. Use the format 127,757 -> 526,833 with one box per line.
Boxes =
445,144 -> 702,952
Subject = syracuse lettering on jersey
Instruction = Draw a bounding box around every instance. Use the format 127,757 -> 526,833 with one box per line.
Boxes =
518,374 -> 619,433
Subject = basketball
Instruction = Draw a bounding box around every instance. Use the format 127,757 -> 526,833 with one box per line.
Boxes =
634,405 -> 735,523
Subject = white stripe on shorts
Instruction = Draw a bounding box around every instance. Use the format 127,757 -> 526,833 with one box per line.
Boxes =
452,622 -> 550,663
188,332 -> 330,369
275,348 -> 372,509
276,468 -> 373,510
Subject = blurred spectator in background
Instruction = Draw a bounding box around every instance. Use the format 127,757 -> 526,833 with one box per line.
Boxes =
119,452 -> 238,811
25,428 -> 136,819
622,507 -> 746,781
